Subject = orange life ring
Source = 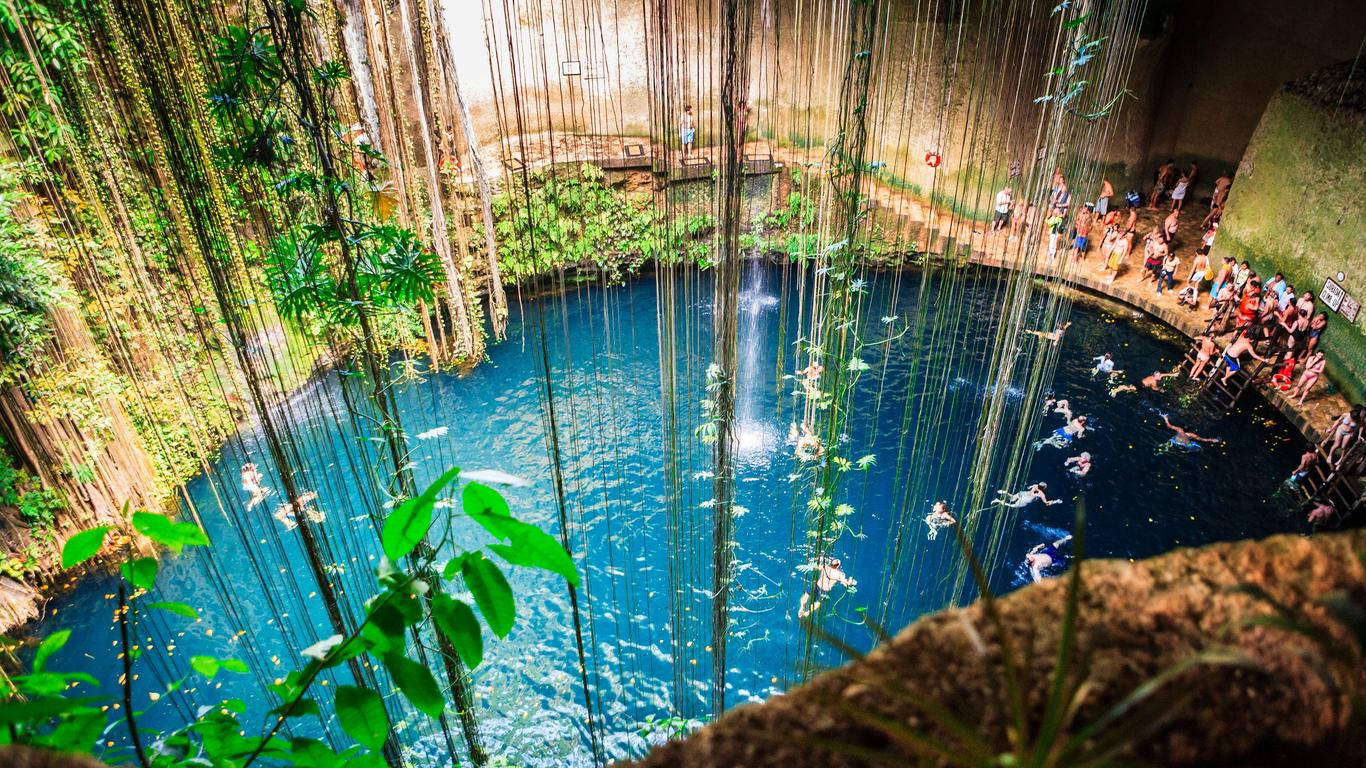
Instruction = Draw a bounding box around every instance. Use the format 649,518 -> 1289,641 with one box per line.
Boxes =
924,151 -> 942,168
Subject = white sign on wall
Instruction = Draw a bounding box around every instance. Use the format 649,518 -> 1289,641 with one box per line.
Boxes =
1340,293 -> 1360,324
1322,278 -> 1345,312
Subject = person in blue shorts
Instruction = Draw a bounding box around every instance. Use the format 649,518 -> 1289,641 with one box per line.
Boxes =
1027,534 -> 1073,582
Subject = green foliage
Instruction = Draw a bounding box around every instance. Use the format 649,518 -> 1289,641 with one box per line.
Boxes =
58,525 -> 108,568
490,165 -> 716,283
0,161 -> 64,379
0,0 -> 85,161
2,470 -> 578,766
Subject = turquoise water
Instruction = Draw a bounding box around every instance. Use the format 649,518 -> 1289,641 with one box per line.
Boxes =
36,265 -> 1304,765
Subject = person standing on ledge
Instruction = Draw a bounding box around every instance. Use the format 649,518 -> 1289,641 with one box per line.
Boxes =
992,186 -> 1013,233
1096,178 -> 1113,216
680,104 -> 695,158
1170,172 -> 1191,212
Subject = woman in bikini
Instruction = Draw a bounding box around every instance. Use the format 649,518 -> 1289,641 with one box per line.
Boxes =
1290,351 -> 1327,404
1189,334 -> 1218,379
1323,406 -> 1362,464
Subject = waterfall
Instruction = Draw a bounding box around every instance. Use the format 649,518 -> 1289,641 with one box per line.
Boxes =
734,256 -> 778,456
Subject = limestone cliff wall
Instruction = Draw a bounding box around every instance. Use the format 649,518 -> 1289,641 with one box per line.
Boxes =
1213,70 -> 1366,403
627,530 -> 1366,767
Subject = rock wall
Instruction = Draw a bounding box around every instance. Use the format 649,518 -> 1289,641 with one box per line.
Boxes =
1212,68 -> 1366,403
1142,0 -> 1366,198
627,529 -> 1366,767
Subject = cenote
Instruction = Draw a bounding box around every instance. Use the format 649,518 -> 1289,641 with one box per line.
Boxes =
36,264 -> 1303,766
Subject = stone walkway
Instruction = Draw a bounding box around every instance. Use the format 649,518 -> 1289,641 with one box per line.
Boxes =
464,133 -> 1349,441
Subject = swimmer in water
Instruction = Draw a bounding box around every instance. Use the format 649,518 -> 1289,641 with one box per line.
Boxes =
798,359 -> 824,395
1142,368 -> 1181,390
273,490 -> 321,530
1161,414 -> 1221,449
1307,501 -> 1335,526
797,557 -> 856,618
1108,384 -> 1137,397
1026,534 -> 1074,583
924,501 -> 957,540
1091,353 -> 1115,377
241,463 -> 270,511
1034,415 -> 1088,450
1025,321 -> 1072,344
1065,452 -> 1092,477
1042,395 -> 1073,421
792,422 -> 824,462
995,482 -> 1063,508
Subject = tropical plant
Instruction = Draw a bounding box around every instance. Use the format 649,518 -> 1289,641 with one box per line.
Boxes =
0,161 -> 64,380
0,468 -> 578,767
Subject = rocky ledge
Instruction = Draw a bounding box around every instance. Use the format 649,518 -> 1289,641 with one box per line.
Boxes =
627,530 -> 1366,767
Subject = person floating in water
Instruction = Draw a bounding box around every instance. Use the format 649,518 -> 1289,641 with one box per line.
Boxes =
1026,321 -> 1072,344
797,359 -> 824,396
797,557 -> 856,618
1026,534 -> 1074,583
241,463 -> 270,511
1307,500 -> 1336,526
924,501 -> 957,540
1141,368 -> 1181,390
1043,395 -> 1073,421
995,482 -> 1063,508
1161,414 -> 1221,450
274,491 -> 321,531
1035,415 -> 1087,450
1091,353 -> 1115,378
1065,452 -> 1092,477
1108,383 -> 1137,397
790,422 -> 824,462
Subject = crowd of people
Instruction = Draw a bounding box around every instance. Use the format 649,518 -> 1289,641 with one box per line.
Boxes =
989,158 -> 1359,529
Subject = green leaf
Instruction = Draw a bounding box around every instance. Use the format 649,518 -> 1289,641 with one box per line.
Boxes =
120,557 -> 158,591
271,698 -> 321,718
381,466 -> 461,561
220,658 -> 249,674
383,653 -> 445,718
359,603 -> 406,655
131,512 -> 208,553
146,601 -> 198,620
189,656 -> 220,679
461,552 -> 515,638
32,630 -> 70,673
61,527 -> 110,569
465,482 -> 578,586
334,685 -> 388,751
431,593 -> 483,668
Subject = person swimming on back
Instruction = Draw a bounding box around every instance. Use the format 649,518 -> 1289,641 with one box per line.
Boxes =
1161,414 -> 1221,449
1035,415 -> 1088,450
1065,452 -> 1092,477
1042,395 -> 1073,421
1108,384 -> 1137,397
924,500 -> 957,540
1142,368 -> 1181,390
797,556 -> 856,618
1026,534 -> 1074,583
241,463 -> 270,511
995,482 -> 1064,508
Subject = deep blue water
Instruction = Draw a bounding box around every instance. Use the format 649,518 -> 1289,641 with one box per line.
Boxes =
36,264 -> 1304,765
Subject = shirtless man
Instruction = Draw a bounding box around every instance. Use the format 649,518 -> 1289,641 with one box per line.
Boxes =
1070,204 -> 1093,261
1027,534 -> 1074,583
1162,414 -> 1221,448
1065,452 -> 1092,477
1220,334 -> 1270,385
1096,178 -> 1114,215
797,557 -> 856,617
1189,334 -> 1218,379
1034,415 -> 1087,450
996,482 -> 1063,508
1212,173 -> 1233,209
1142,368 -> 1181,390
798,359 -> 824,395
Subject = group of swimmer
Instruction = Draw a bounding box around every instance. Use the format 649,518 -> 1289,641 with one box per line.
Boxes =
240,462 -> 323,530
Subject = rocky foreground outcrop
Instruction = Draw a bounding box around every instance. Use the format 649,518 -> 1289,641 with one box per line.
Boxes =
628,530 -> 1366,767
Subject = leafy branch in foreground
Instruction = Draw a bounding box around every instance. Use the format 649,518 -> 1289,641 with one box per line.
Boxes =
0,467 -> 576,767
